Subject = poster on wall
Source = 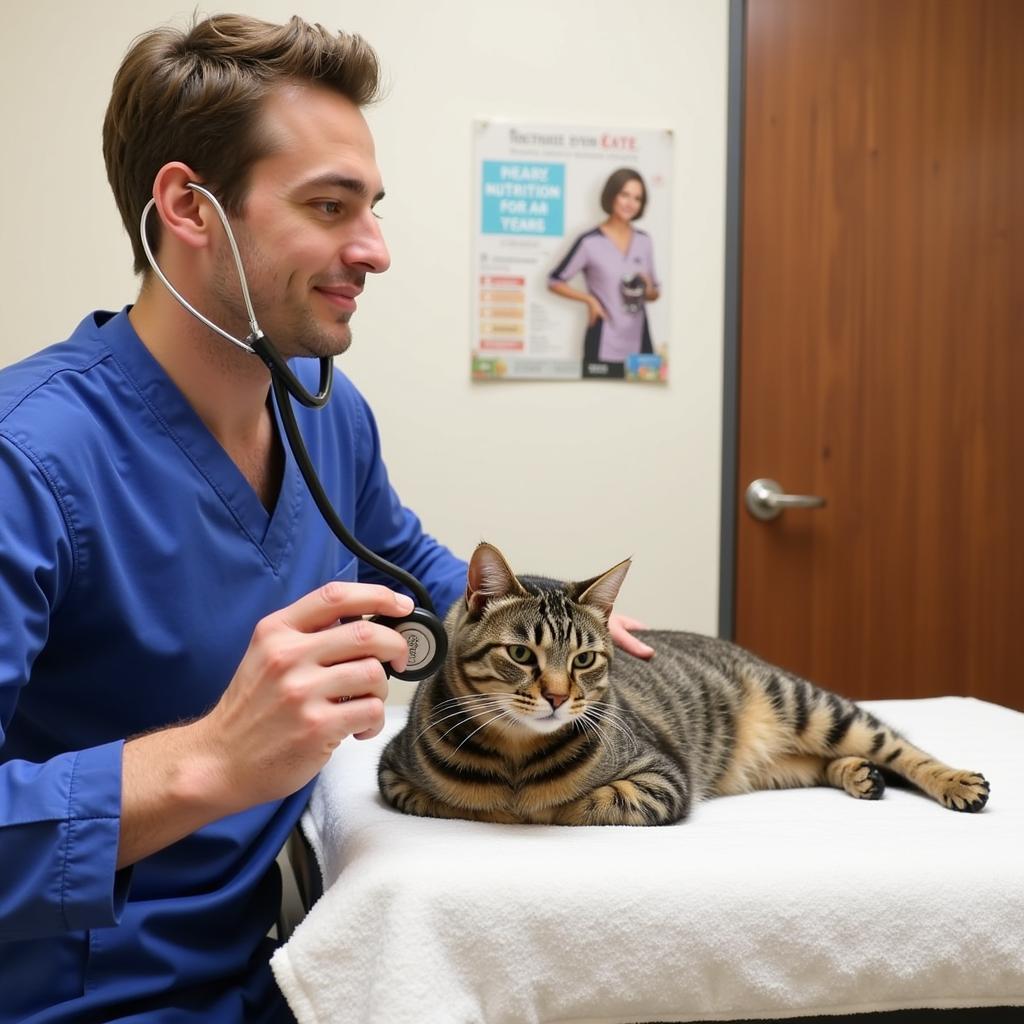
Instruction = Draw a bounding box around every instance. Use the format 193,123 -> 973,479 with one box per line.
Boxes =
471,120 -> 672,383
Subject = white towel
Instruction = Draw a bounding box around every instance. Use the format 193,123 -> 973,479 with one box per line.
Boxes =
271,697 -> 1024,1023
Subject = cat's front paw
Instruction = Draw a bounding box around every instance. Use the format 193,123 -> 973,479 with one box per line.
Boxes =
939,771 -> 989,812
379,769 -> 435,817
560,775 -> 683,826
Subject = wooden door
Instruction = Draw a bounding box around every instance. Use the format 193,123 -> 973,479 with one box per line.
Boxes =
735,0 -> 1024,708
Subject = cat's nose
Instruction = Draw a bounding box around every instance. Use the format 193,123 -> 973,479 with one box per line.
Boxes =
543,690 -> 569,709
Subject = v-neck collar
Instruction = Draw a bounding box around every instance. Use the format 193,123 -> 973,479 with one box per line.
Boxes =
598,225 -> 634,257
97,308 -> 302,571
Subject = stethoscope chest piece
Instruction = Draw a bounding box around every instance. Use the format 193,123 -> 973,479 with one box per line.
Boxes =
371,608 -> 448,681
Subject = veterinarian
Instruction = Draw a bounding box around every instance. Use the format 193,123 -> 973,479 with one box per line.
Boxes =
0,13 -> 652,1022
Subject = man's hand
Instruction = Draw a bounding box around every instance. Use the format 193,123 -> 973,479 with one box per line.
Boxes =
118,581 -> 413,868
195,581 -> 413,804
608,613 -> 654,659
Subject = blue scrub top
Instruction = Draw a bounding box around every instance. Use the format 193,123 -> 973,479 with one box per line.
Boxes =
0,309 -> 467,1022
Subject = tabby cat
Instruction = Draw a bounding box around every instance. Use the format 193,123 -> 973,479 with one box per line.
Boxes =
378,543 -> 989,826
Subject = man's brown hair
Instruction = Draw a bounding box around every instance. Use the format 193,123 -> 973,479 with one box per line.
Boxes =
103,13 -> 382,274
599,167 -> 647,220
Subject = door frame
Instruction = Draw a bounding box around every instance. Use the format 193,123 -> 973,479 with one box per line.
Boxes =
718,0 -> 747,640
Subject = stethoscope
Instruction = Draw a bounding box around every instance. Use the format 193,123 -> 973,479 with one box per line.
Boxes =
140,182 -> 447,682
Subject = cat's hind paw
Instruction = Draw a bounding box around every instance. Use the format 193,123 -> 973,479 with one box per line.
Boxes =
939,771 -> 989,813
828,756 -> 885,800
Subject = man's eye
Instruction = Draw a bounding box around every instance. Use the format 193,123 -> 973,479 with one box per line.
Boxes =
315,200 -> 342,215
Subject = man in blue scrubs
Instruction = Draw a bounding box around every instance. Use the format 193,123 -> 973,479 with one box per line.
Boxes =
0,14 -> 652,1023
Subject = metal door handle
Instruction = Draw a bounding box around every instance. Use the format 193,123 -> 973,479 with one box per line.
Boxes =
745,478 -> 826,521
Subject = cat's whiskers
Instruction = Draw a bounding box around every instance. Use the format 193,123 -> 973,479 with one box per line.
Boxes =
429,691 -> 510,714
415,696 -> 511,744
588,716 -> 637,759
586,699 -> 637,733
581,704 -> 641,757
588,704 -> 639,743
575,708 -> 617,752
572,711 -> 602,745
452,708 -> 518,753
434,701 -> 517,746
429,689 -> 564,741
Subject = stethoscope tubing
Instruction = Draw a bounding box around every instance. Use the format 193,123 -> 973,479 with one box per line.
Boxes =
139,183 -> 447,680
268,367 -> 434,611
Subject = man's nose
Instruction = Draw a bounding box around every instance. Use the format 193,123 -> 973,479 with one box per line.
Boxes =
343,213 -> 391,274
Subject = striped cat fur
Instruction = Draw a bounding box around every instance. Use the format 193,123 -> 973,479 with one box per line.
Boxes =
378,543 -> 989,826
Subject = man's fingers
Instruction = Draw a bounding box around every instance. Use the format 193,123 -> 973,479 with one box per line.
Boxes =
614,614 -> 649,630
332,695 -> 386,742
352,718 -> 386,741
618,633 -> 655,659
311,617 -> 410,675
326,657 -> 390,705
608,613 -> 655,660
279,581 -> 414,633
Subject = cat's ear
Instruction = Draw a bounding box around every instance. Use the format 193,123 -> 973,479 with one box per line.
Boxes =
574,558 -> 632,619
466,542 -> 527,616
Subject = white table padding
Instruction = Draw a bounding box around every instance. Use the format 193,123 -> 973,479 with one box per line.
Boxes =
270,697 -> 1024,1023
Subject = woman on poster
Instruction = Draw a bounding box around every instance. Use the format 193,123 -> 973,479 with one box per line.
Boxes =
548,167 -> 661,379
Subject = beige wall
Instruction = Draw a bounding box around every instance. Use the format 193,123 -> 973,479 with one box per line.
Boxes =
0,1 -> 729,633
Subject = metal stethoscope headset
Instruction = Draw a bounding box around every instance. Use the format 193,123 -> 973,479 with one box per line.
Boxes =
140,182 -> 447,682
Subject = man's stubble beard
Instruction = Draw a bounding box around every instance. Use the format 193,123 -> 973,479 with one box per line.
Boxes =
209,232 -> 354,363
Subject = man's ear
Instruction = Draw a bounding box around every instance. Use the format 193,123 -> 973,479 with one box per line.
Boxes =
465,542 -> 527,616
149,161 -> 217,254
574,558 -> 631,620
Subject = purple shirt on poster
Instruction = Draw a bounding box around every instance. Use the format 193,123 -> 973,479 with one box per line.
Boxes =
549,227 -> 660,365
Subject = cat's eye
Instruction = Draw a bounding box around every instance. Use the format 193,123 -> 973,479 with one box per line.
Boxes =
573,651 -> 598,670
506,644 -> 536,665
